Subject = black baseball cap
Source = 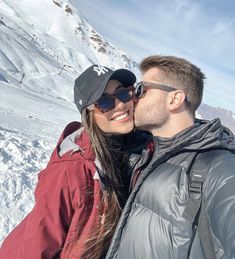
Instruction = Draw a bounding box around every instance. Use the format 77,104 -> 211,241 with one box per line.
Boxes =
74,64 -> 136,113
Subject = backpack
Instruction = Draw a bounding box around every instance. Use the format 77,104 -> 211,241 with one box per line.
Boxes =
183,149 -> 233,259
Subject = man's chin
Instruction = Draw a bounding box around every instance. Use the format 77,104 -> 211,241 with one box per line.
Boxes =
134,121 -> 145,130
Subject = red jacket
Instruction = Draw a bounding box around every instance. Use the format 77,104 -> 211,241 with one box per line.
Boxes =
0,122 -> 104,259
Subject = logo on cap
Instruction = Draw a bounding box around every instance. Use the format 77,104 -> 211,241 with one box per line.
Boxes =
93,65 -> 109,76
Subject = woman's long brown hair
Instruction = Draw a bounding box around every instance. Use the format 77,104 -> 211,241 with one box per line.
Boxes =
79,109 -> 130,259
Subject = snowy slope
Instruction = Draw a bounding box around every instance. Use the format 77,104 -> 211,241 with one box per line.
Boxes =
0,0 -> 139,244
0,0 -> 235,245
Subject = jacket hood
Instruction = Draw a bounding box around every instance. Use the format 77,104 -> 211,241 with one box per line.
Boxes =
48,121 -> 95,165
154,118 -> 235,154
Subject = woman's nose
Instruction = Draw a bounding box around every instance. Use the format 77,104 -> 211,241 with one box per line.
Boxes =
115,97 -> 126,109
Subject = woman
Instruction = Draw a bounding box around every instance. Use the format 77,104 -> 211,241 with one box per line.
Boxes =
0,65 -> 137,259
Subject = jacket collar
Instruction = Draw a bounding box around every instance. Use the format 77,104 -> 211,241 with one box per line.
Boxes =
153,118 -> 235,156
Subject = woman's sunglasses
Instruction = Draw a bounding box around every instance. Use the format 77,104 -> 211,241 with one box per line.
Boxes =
134,81 -> 177,99
88,86 -> 134,113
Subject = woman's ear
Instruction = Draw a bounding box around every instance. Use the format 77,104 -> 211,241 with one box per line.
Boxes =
168,90 -> 186,111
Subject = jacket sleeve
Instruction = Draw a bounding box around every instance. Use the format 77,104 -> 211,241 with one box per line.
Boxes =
205,155 -> 235,258
0,162 -> 74,259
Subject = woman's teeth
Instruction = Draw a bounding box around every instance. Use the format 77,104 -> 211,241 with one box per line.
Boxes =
113,112 -> 128,121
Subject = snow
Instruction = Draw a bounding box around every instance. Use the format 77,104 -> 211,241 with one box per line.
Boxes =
0,0 -> 234,245
0,129 -> 51,241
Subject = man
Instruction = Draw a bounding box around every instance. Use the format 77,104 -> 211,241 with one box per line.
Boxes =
106,55 -> 235,259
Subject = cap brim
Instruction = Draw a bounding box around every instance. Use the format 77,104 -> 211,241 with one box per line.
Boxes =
110,69 -> 136,87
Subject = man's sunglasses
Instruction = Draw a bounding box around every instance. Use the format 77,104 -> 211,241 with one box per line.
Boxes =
88,86 -> 134,113
134,81 -> 177,99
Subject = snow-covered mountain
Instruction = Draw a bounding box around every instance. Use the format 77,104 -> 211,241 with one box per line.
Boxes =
0,0 -> 138,100
0,0 -> 234,245
197,103 -> 235,134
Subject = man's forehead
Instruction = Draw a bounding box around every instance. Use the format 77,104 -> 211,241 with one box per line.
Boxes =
142,67 -> 164,82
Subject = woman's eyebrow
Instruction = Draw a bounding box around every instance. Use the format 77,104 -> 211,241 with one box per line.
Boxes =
116,84 -> 125,90
105,84 -> 125,95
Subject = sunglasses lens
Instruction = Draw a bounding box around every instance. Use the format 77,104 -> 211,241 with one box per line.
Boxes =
95,87 -> 133,113
134,83 -> 144,98
95,95 -> 115,113
116,88 -> 132,103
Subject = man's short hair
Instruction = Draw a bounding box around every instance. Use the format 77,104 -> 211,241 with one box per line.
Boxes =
140,55 -> 206,116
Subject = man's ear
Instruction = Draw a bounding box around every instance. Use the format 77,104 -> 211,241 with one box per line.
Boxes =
168,90 -> 186,111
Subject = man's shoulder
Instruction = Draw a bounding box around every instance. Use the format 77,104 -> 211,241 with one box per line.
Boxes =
206,149 -> 235,166
202,149 -> 235,185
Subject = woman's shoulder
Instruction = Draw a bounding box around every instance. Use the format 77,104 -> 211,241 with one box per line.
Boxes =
47,122 -> 95,164
37,123 -> 96,183
37,154 -> 96,196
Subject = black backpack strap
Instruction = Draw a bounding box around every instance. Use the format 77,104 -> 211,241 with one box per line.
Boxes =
198,199 -> 216,259
183,151 -> 217,259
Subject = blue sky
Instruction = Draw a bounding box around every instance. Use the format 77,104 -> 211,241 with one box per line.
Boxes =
72,0 -> 235,112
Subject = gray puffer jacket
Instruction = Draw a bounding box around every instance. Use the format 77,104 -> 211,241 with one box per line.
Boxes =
106,119 -> 235,259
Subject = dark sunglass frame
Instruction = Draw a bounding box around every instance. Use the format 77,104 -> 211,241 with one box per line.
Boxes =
88,86 -> 134,113
134,81 -> 177,99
